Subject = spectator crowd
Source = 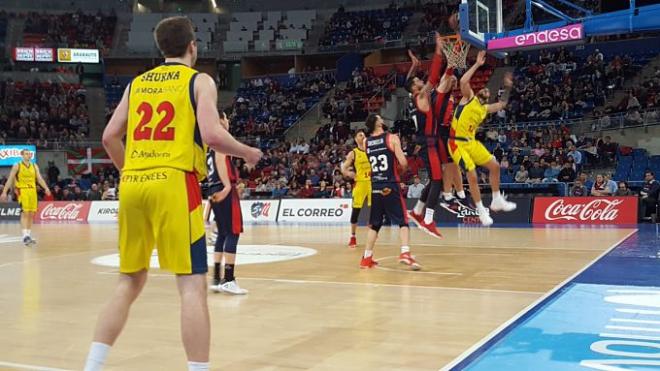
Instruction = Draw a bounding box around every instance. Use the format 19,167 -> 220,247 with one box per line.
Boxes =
0,80 -> 89,147
228,69 -> 335,141
23,10 -> 116,53
319,4 -> 412,49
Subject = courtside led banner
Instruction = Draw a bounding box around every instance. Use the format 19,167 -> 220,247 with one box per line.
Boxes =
0,145 -> 36,166
57,48 -> 100,63
532,196 -> 638,224
488,23 -> 584,51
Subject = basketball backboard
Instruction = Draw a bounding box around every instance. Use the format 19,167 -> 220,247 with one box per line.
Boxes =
459,0 -> 504,51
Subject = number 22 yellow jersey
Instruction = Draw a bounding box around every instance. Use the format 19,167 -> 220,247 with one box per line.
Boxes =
125,62 -> 207,180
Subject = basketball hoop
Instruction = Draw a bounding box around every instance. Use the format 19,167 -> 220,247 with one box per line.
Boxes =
442,35 -> 470,69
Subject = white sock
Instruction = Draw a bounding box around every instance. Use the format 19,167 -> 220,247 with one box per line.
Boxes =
442,192 -> 453,201
424,208 -> 435,224
476,201 -> 486,210
457,190 -> 466,199
492,191 -> 502,200
363,250 -> 373,258
401,245 -> 410,254
26,229 -> 31,237
413,200 -> 425,215
83,342 -> 111,371
22,229 -> 28,238
188,362 -> 209,371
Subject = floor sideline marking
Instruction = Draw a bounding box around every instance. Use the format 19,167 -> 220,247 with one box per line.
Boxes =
0,360 -> 72,371
96,271 -> 544,295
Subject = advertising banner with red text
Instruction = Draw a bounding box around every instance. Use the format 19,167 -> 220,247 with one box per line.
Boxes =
532,197 -> 638,224
36,201 -> 91,223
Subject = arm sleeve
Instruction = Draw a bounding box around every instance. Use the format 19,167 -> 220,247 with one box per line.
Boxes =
428,53 -> 444,87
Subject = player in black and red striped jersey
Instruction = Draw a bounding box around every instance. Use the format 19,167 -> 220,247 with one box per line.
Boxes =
206,116 -> 247,295
405,33 -> 466,237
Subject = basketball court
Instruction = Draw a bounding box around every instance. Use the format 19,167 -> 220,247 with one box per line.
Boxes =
0,223 -> 644,370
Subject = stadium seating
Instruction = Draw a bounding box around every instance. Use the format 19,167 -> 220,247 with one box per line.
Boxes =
22,11 -> 116,53
224,10 -> 315,53
128,13 -> 217,52
319,6 -> 413,49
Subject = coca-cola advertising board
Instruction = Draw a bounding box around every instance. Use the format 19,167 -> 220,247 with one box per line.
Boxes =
532,197 -> 638,224
36,201 -> 91,223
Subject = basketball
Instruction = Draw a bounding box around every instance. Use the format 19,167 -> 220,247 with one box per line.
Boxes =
448,12 -> 459,31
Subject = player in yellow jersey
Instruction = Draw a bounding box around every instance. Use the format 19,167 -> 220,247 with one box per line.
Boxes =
84,17 -> 262,371
341,129 -> 371,248
0,149 -> 51,245
449,50 -> 516,227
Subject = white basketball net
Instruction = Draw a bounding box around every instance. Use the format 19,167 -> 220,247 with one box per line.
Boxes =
442,38 -> 471,69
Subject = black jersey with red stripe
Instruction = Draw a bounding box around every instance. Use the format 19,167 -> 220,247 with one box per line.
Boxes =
206,149 -> 238,191
413,91 -> 438,138
366,133 -> 401,191
433,91 -> 454,132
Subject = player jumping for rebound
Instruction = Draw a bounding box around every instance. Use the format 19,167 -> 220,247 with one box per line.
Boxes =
449,50 -> 516,226
206,118 -> 248,295
361,114 -> 420,271
341,129 -> 371,248
0,149 -> 51,245
405,33 -> 465,237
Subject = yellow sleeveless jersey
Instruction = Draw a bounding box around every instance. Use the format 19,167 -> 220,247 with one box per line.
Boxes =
451,97 -> 488,140
125,63 -> 207,180
353,148 -> 371,182
15,162 -> 36,188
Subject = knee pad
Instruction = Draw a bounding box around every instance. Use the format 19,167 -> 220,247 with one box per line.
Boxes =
350,207 -> 361,224
213,234 -> 226,253
223,234 -> 239,254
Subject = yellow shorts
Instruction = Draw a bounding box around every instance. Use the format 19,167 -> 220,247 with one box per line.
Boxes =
118,168 -> 207,275
352,181 -> 372,208
449,139 -> 494,172
17,187 -> 37,213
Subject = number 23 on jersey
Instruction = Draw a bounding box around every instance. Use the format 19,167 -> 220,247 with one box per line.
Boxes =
369,154 -> 389,172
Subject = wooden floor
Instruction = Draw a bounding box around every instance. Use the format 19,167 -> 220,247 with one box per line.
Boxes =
0,223 -> 635,370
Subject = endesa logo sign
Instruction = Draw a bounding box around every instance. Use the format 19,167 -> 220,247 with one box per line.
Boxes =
36,201 -> 91,223
278,199 -> 351,223
488,23 -> 583,51
532,197 -> 638,224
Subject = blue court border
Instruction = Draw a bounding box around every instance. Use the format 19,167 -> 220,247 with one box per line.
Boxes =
443,224 -> 654,371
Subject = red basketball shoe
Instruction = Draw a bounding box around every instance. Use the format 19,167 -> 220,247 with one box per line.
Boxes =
348,236 -> 357,248
360,256 -> 378,269
399,252 -> 421,271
